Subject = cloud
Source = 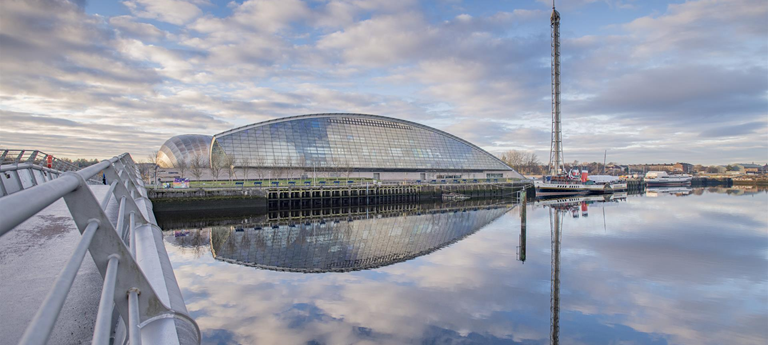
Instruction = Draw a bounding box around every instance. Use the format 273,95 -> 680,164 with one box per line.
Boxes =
109,15 -> 168,41
571,65 -> 768,125
123,0 -> 203,25
699,121 -> 768,138
0,0 -> 765,165
624,0 -> 768,59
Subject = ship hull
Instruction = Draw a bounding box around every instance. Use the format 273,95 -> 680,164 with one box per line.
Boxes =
535,181 -> 623,196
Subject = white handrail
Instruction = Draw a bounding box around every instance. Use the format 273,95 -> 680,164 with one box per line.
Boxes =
0,152 -> 200,345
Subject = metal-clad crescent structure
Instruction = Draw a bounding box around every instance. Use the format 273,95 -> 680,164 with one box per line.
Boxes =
210,113 -> 522,179
157,134 -> 213,169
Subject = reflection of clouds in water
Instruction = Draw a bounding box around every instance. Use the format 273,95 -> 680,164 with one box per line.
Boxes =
165,191 -> 768,344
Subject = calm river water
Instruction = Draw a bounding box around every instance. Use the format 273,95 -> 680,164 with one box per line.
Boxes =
161,187 -> 768,345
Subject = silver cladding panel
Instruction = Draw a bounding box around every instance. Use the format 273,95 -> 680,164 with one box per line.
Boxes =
157,134 -> 213,169
212,113 -> 512,171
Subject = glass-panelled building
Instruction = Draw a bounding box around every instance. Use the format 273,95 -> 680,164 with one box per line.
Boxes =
210,113 -> 522,180
157,134 -> 213,169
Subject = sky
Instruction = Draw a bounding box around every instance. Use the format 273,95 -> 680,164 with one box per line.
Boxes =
0,0 -> 766,165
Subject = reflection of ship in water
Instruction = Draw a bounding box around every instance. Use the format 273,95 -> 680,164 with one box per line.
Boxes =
537,193 -> 627,219
646,187 -> 693,197
531,193 -> 625,345
208,201 -> 514,273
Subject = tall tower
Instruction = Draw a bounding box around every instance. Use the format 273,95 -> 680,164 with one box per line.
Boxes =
548,1 -> 565,176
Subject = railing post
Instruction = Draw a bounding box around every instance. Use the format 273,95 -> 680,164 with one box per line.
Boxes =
0,173 -> 6,197
129,212 -> 137,257
128,288 -> 143,345
116,196 -> 127,239
13,150 -> 24,164
93,255 -> 120,345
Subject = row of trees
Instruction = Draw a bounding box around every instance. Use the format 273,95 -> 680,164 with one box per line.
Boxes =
498,150 -> 542,175
58,157 -> 100,168
498,150 -> 624,175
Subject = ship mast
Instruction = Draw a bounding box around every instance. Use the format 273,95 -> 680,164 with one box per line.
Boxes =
548,0 -> 565,176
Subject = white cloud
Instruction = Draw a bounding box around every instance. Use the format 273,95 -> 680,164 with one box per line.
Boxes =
123,0 -> 203,25
0,0 -> 765,165
109,15 -> 168,41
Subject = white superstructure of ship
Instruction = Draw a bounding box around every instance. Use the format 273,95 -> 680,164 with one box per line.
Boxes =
644,171 -> 692,187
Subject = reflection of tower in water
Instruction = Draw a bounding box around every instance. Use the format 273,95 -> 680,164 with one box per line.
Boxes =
517,189 -> 527,263
550,207 -> 563,345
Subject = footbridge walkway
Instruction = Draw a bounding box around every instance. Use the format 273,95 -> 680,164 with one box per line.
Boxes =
0,150 -> 199,345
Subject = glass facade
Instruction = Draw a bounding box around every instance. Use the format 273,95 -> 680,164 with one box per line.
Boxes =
209,205 -> 512,272
157,134 -> 213,168
212,113 -> 514,172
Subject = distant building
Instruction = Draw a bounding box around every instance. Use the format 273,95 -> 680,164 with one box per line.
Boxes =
628,163 -> 691,174
673,162 -> 693,173
733,163 -> 765,175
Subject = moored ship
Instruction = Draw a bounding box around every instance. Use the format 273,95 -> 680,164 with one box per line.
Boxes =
535,170 -> 627,196
644,171 -> 692,187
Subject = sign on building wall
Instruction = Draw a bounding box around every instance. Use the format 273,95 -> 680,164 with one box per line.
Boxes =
173,177 -> 190,188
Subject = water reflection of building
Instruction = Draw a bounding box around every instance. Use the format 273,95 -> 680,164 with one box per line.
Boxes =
210,204 -> 513,273
165,229 -> 212,258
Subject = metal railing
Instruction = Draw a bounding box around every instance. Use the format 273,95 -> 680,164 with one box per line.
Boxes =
0,153 -> 200,345
0,149 -> 101,197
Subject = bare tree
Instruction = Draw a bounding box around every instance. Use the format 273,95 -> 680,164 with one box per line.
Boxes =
271,157 -> 285,181
240,156 -> 251,184
284,157 -> 294,180
296,156 -> 307,179
224,155 -> 237,182
524,153 -> 540,175
190,153 -> 206,181
210,153 -> 224,181
147,150 -> 160,186
175,159 -> 188,179
500,150 -> 526,172
252,155 -> 266,181
148,150 -> 159,166
331,157 -> 342,178
342,157 -> 352,180
138,160 -> 152,182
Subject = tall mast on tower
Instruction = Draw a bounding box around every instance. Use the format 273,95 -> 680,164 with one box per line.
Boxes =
548,0 -> 565,176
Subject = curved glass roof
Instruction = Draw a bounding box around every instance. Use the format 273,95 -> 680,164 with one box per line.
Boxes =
157,134 -> 213,168
213,113 -> 513,172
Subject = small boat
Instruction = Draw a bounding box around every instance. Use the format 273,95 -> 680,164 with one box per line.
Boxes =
644,171 -> 692,187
